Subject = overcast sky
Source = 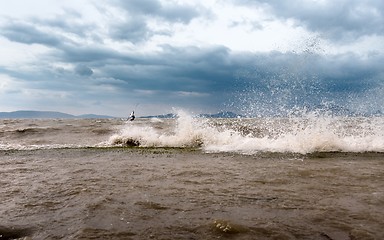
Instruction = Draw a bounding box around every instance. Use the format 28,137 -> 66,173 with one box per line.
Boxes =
1,0 -> 383,116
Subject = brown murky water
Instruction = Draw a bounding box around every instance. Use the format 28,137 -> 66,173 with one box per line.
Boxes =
1,148 -> 383,239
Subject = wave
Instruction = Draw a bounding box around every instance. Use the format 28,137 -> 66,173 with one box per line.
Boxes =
106,111 -> 384,154
1,113 -> 382,154
0,119 -> 116,151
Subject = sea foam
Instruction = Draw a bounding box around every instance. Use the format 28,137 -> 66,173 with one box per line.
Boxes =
107,111 -> 384,154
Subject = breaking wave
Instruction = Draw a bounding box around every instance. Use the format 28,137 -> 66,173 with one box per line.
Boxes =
106,111 -> 384,154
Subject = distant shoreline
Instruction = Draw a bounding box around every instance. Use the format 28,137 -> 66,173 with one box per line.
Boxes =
1,109 -> 382,119
0,110 -> 116,119
0,110 -> 243,119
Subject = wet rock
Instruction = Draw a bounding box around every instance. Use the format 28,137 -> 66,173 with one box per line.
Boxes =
0,226 -> 33,240
124,138 -> 140,147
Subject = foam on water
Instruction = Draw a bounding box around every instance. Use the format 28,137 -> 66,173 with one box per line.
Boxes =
107,111 -> 212,148
1,113 -> 382,153
107,111 -> 384,154
0,142 -> 81,151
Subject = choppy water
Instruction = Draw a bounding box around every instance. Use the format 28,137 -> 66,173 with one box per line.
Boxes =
1,114 -> 383,239
1,112 -> 383,154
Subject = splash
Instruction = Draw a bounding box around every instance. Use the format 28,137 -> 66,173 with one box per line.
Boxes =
228,36 -> 384,118
106,110 -> 384,154
108,110 -> 213,148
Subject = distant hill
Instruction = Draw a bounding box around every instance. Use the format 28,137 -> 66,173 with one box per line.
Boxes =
0,111 -> 116,119
1,110 -> 245,119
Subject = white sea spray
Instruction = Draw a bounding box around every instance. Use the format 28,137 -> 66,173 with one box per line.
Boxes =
106,111 -> 384,154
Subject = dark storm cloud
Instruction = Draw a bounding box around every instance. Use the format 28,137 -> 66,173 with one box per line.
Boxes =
96,45 -> 245,94
107,0 -> 205,42
116,0 -> 162,14
235,0 -> 384,41
1,0 -> 382,116
75,65 -> 93,76
0,0 -> 204,54
1,11 -> 98,48
1,21 -> 62,46
59,43 -> 382,110
31,13 -> 97,39
1,33 -> 383,115
316,53 -> 383,93
231,51 -> 384,115
115,0 -> 202,24
109,18 -> 153,43
58,45 -> 126,63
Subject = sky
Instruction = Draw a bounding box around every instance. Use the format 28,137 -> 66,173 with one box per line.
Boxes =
0,0 -> 383,117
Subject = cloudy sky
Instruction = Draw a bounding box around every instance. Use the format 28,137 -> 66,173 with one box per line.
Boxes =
0,0 -> 383,116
